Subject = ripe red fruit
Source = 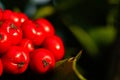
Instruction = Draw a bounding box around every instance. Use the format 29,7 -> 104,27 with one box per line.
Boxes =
1,20 -> 22,45
30,48 -> 55,74
0,59 -> 3,76
18,12 -> 28,24
21,20 -> 45,46
0,8 -> 3,21
34,18 -> 55,37
42,35 -> 65,61
0,29 -> 12,55
9,12 -> 21,27
1,46 -> 30,74
2,10 -> 21,27
2,9 -> 13,20
19,39 -> 34,53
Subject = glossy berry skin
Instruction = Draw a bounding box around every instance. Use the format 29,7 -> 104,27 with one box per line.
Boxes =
19,39 -> 34,53
1,20 -> 22,45
2,10 -> 21,27
18,12 -> 28,24
42,35 -> 64,61
1,46 -> 30,74
21,20 -> 45,46
30,48 -> 55,74
9,12 -> 21,27
0,29 -> 12,55
0,8 -> 2,21
2,9 -> 13,20
0,59 -> 3,76
34,18 -> 55,37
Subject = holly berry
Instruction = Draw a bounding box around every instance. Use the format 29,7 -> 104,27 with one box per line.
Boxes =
30,48 -> 55,74
42,35 -> 65,61
0,29 -> 12,55
1,46 -> 30,74
18,12 -> 28,24
9,12 -> 21,27
0,59 -> 3,76
19,38 -> 34,53
1,20 -> 22,45
2,9 -> 13,21
21,19 -> 45,46
2,10 -> 21,27
0,9 -> 65,76
34,18 -> 55,37
0,8 -> 3,21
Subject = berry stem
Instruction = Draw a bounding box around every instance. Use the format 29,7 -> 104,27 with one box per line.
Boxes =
0,34 -> 2,40
42,59 -> 49,68
10,23 -> 18,30
18,62 -> 24,68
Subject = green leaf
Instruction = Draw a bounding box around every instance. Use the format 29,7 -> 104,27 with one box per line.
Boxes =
88,26 -> 117,45
33,5 -> 55,19
53,0 -> 81,11
51,50 -> 87,80
106,7 -> 118,26
59,13 -> 99,56
66,25 -> 99,56
73,50 -> 86,80
108,0 -> 120,4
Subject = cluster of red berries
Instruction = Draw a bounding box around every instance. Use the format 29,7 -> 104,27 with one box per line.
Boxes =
0,9 -> 65,76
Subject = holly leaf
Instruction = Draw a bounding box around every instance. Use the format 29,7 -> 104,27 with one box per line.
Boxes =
67,25 -> 99,56
88,26 -> 117,46
50,50 -> 87,80
33,5 -> 55,19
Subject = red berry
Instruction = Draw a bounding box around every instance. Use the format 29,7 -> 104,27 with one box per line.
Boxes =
1,20 -> 23,45
34,18 -> 55,37
42,35 -> 65,61
1,46 -> 30,74
2,9 -> 13,20
9,12 -> 21,27
18,12 -> 28,24
30,48 -> 55,74
19,38 -> 34,53
0,8 -> 3,21
0,59 -> 3,76
21,19 -> 45,46
2,10 -> 21,27
0,29 -> 12,55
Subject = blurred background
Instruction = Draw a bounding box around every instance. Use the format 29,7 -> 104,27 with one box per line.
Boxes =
0,0 -> 120,80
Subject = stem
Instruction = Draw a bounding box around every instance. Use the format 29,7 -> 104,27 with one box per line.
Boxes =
73,50 -> 87,80
35,23 -> 39,28
0,34 -> 2,40
17,62 -> 24,68
42,59 -> 49,68
10,23 -> 18,30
